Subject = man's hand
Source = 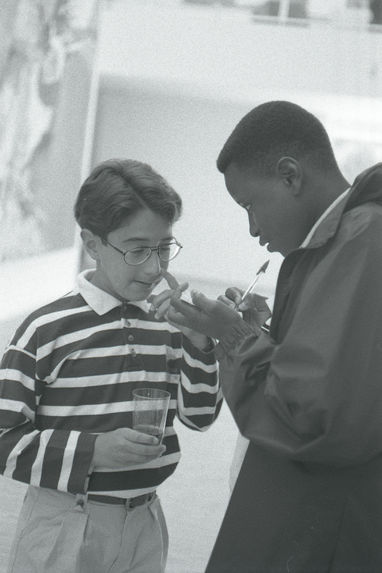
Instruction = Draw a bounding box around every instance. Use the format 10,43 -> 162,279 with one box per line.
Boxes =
218,288 -> 272,329
168,290 -> 255,341
91,428 -> 166,470
150,271 -> 210,350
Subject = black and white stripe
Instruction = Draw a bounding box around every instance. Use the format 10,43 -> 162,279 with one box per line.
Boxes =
0,275 -> 221,496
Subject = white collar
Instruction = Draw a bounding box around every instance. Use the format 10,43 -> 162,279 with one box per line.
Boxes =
300,187 -> 351,248
75,270 -> 151,315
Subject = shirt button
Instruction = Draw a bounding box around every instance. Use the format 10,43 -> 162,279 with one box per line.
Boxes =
128,334 -> 134,343
125,320 -> 131,327
131,348 -> 136,357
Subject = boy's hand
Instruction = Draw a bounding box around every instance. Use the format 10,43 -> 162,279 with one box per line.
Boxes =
148,271 -> 188,320
168,290 -> 248,340
91,428 -> 166,469
150,271 -> 211,351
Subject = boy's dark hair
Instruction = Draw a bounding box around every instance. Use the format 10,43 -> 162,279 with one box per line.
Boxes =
74,159 -> 182,240
217,101 -> 339,176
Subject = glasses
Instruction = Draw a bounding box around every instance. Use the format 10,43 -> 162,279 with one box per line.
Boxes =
105,239 -> 183,266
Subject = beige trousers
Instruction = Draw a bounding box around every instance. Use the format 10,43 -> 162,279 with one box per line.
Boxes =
7,486 -> 168,573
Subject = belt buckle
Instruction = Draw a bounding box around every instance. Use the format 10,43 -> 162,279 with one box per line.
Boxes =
126,492 -> 153,509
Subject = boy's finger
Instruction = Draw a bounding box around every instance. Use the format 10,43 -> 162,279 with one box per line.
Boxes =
162,270 -> 180,290
122,428 -> 160,444
149,283 -> 188,311
172,283 -> 189,302
178,282 -> 189,294
149,289 -> 172,309
125,444 -> 167,459
166,307 -> 192,327
155,300 -> 171,318
170,296 -> 199,316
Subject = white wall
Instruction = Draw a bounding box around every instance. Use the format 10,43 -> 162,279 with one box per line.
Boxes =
92,0 -> 382,298
92,75 -> 284,295
92,72 -> 382,299
99,0 -> 382,98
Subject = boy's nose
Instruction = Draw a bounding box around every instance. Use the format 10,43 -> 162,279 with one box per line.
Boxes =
144,250 -> 162,276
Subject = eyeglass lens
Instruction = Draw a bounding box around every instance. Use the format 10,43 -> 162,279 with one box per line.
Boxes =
124,242 -> 181,265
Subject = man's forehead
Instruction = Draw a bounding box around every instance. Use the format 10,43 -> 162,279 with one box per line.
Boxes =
224,164 -> 254,201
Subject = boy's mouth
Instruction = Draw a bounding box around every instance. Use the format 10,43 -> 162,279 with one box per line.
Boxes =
135,278 -> 161,288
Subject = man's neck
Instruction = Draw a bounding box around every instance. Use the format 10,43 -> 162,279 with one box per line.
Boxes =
309,173 -> 350,222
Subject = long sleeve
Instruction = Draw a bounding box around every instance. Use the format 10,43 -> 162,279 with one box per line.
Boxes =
176,335 -> 222,431
0,338 -> 96,494
218,208 -> 382,466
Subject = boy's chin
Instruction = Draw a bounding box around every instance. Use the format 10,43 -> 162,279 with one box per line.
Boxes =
128,293 -> 150,302
126,283 -> 156,301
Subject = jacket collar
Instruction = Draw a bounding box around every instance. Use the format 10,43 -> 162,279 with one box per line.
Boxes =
303,163 -> 382,250
75,270 -> 151,316
300,187 -> 350,249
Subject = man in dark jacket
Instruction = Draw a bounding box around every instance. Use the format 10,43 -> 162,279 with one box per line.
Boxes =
168,101 -> 382,572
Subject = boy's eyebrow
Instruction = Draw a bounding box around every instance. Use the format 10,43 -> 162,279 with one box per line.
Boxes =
121,235 -> 174,244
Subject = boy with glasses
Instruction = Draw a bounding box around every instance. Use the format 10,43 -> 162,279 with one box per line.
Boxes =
0,158 -> 221,573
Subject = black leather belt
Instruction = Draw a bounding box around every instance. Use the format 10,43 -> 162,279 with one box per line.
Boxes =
88,492 -> 155,508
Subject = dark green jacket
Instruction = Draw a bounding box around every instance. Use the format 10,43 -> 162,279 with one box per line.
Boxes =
207,164 -> 382,573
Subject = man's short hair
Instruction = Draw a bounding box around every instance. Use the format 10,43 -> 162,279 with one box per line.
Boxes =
217,101 -> 338,175
74,159 -> 182,240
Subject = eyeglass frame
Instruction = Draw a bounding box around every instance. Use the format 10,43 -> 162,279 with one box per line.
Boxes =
105,238 -> 183,266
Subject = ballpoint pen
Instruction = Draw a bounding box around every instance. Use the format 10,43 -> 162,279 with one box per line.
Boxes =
235,259 -> 270,309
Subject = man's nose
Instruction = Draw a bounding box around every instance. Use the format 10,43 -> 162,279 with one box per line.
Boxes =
248,212 -> 259,237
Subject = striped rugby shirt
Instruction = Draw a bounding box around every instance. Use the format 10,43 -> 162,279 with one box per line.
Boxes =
0,271 -> 222,498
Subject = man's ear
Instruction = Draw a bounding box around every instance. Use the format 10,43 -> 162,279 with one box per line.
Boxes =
81,229 -> 102,262
276,156 -> 302,195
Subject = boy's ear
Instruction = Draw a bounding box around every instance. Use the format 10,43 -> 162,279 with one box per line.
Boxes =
81,229 -> 102,262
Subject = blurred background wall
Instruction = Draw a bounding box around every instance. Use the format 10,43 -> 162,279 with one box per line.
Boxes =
0,0 -> 99,348
1,2 -> 382,571
92,0 -> 382,289
1,0 -> 382,348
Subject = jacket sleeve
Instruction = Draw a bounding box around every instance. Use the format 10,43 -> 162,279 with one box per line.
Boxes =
0,335 -> 96,494
176,335 -> 222,431
218,210 -> 382,466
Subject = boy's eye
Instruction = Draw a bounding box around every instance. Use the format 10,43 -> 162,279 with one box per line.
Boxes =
124,246 -> 152,265
130,247 -> 148,255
